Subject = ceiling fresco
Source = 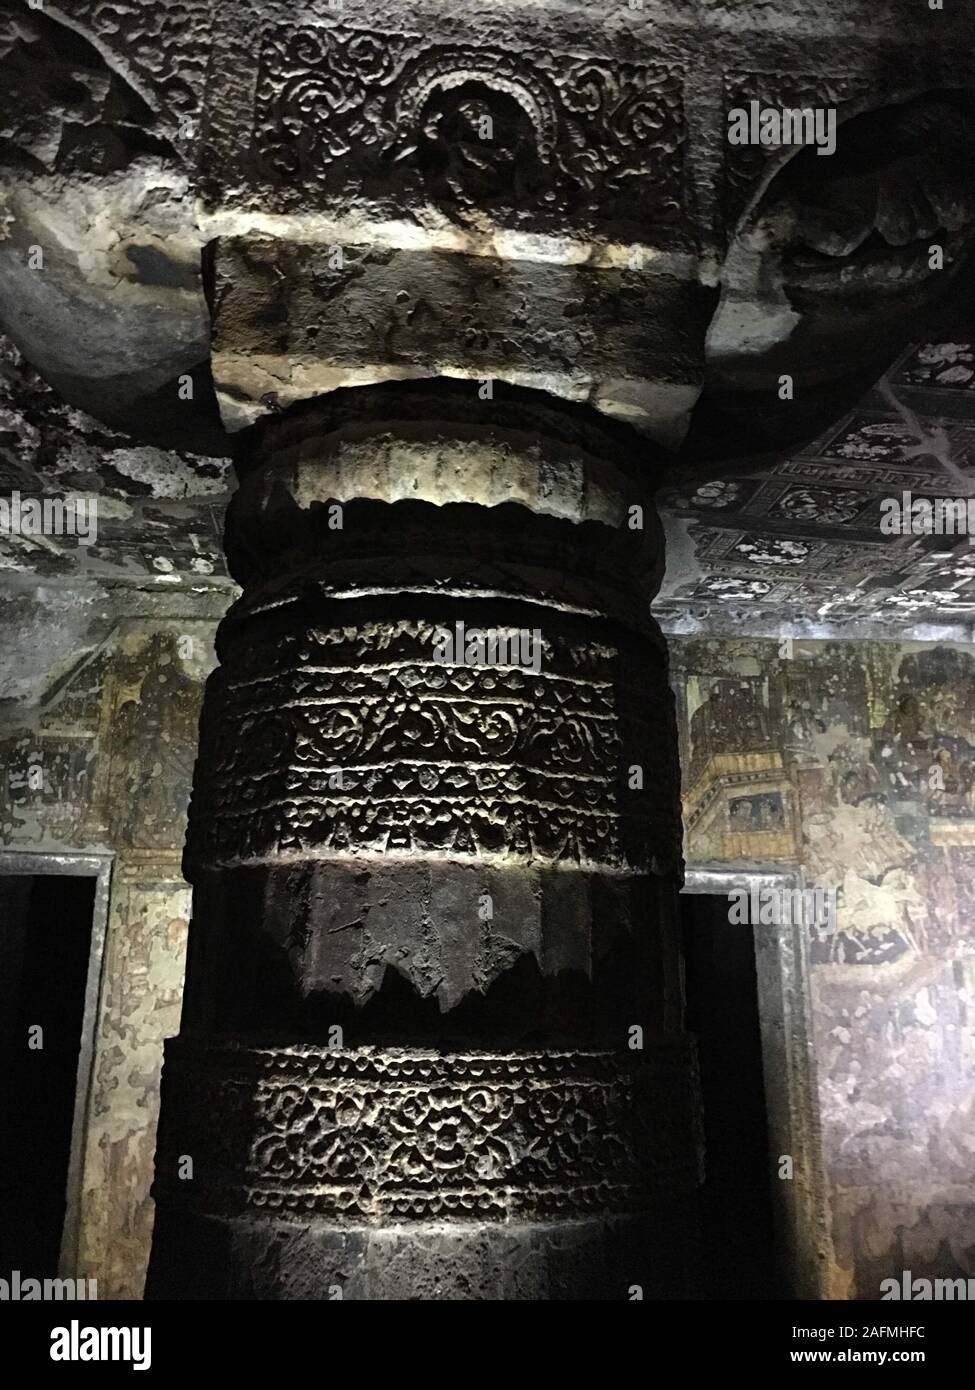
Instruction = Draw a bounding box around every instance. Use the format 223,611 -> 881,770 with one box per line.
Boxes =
657,341 -> 975,637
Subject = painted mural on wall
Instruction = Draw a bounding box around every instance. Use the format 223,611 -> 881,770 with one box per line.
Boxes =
0,621 -> 210,855
671,636 -> 975,1300
681,666 -> 799,864
0,610 -> 214,1298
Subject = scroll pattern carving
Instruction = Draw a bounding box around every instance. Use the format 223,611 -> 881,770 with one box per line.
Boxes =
185,616 -> 681,875
154,1040 -> 702,1222
250,23 -> 686,230
0,5 -> 174,171
54,0 -> 210,132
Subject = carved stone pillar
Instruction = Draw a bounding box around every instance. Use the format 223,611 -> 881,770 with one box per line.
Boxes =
147,380 -> 701,1300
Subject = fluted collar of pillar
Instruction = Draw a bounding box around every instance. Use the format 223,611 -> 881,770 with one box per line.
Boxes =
225,380 -> 669,625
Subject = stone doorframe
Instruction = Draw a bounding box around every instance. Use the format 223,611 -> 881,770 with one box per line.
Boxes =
0,849 -> 113,1279
681,866 -> 832,1300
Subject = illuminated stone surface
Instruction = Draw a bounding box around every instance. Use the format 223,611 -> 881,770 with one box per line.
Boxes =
146,384 -> 701,1299
1,0 -> 974,1304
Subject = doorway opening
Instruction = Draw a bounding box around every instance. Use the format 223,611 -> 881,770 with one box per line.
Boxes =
0,856 -> 110,1279
679,889 -> 785,1299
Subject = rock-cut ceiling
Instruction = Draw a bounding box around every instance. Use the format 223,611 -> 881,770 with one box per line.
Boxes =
0,1 -> 974,640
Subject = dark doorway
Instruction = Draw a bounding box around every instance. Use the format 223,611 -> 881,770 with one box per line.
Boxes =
680,891 -> 784,1299
0,873 -> 97,1277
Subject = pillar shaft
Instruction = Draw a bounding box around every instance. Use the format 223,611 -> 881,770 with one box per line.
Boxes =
148,381 -> 701,1300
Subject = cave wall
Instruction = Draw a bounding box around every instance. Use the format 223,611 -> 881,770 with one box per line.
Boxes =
672,636 -> 975,1299
0,584 -> 219,1298
1,589 -> 972,1299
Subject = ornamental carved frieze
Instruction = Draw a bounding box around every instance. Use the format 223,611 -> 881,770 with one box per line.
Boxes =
249,22 -> 686,235
5,0 -> 213,142
185,615 -> 681,876
153,1040 -> 702,1222
0,4 -> 182,173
